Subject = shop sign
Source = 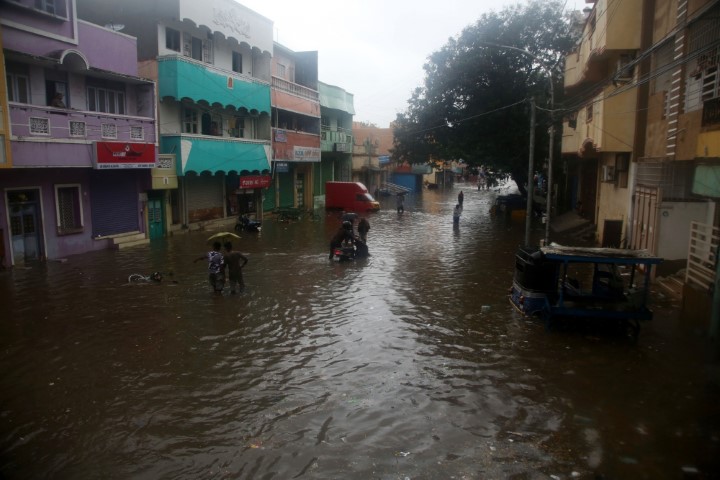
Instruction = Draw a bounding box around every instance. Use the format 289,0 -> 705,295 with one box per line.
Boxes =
275,129 -> 287,142
293,146 -> 321,162
378,155 -> 390,165
94,142 -> 156,169
239,175 -> 271,189
275,161 -> 289,173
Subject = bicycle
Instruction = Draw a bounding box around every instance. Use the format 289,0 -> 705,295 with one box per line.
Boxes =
127,271 -> 164,284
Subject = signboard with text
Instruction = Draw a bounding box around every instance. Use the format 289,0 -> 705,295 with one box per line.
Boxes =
94,142 -> 156,169
239,175 -> 272,189
292,146 -> 321,162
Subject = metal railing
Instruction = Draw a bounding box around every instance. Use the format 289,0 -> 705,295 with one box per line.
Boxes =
686,221 -> 719,291
271,77 -> 319,101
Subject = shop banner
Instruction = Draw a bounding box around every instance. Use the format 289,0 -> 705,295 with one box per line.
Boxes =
293,146 -> 321,162
239,175 -> 272,189
94,142 -> 156,169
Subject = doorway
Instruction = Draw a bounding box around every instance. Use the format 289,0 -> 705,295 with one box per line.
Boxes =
147,193 -> 165,240
7,189 -> 43,264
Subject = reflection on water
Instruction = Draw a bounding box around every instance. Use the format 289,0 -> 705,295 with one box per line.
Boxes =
1,185 -> 718,479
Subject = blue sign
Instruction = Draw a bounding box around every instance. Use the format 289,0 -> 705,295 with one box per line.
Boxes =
275,161 -> 289,173
378,155 -> 390,165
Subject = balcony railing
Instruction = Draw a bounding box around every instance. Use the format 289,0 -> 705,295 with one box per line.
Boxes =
271,76 -> 319,101
9,103 -> 156,143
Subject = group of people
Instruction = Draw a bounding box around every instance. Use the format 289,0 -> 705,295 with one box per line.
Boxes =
329,214 -> 370,260
195,241 -> 248,295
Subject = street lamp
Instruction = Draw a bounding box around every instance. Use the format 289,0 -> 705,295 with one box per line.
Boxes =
481,43 -> 556,246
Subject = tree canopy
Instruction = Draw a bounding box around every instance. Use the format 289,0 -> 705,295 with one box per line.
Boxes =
391,0 -> 579,189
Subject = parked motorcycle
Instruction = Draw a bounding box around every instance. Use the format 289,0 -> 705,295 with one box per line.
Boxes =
235,214 -> 262,232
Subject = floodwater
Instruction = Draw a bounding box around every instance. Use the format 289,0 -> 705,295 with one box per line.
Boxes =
1,184 -> 719,479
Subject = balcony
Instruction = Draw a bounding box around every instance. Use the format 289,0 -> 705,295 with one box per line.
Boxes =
272,77 -> 319,102
9,103 -> 155,143
159,56 -> 271,114
321,127 -> 353,153
161,134 -> 271,175
561,87 -> 637,155
564,0 -> 641,90
273,128 -> 320,162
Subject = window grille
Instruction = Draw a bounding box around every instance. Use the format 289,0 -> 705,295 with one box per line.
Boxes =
101,123 -> 117,139
157,155 -> 174,169
56,185 -> 83,234
29,117 -> 50,135
69,121 -> 86,137
130,126 -> 144,140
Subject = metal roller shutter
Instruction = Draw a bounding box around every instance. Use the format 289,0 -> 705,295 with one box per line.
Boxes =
186,175 -> 224,221
89,171 -> 139,237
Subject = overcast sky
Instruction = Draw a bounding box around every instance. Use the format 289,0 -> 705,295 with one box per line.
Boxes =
238,0 -> 586,127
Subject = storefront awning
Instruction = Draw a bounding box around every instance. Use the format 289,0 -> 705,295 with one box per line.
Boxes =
162,136 -> 271,175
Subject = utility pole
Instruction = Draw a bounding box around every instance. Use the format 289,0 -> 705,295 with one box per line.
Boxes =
525,97 -> 535,247
544,82 -> 555,245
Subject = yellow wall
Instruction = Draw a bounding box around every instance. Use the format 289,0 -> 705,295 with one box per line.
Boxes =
595,154 -> 632,243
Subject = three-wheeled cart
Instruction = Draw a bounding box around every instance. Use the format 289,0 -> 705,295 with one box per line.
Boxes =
509,244 -> 663,338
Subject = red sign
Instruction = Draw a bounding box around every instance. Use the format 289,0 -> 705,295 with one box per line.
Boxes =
94,142 -> 156,169
239,175 -> 272,189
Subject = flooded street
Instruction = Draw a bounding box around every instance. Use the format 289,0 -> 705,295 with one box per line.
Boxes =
1,185 -> 719,479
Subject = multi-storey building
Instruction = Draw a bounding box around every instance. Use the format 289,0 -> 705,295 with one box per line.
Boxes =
351,122 -> 392,195
561,0 -> 643,248
78,0 -> 273,227
270,43 -> 321,211
0,0 -> 158,266
562,0 -> 718,263
319,81 -> 354,196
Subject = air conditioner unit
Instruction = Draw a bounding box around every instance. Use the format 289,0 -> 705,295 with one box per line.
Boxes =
602,165 -> 615,182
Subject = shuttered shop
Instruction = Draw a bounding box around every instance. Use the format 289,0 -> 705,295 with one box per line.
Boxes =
89,170 -> 140,237
186,175 -> 224,222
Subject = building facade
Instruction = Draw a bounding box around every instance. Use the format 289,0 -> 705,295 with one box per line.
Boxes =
78,0 -> 273,228
1,0 -> 158,266
562,0 -> 719,263
318,81 -> 354,205
270,43 -> 321,211
351,122 -> 393,195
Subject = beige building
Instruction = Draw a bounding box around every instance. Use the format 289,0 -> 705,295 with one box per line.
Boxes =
561,0 -> 719,264
351,122 -> 394,194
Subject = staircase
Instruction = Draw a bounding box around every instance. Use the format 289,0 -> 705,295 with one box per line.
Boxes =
102,231 -> 149,250
656,271 -> 684,301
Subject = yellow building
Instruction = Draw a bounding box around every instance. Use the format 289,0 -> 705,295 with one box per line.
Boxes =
561,0 -> 719,266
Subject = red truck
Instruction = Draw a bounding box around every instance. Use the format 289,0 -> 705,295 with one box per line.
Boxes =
325,182 -> 380,212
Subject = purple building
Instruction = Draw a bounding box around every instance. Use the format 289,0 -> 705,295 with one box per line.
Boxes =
0,0 -> 158,267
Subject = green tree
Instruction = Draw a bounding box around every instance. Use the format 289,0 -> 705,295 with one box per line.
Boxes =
392,0 -> 578,194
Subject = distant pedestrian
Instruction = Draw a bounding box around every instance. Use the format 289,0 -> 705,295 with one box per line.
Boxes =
396,193 -> 405,213
358,217 -> 370,242
223,241 -> 248,294
194,241 -> 225,294
453,203 -> 462,226
458,190 -> 464,206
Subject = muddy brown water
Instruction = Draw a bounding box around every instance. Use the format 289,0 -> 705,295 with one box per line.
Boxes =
1,185 -> 718,479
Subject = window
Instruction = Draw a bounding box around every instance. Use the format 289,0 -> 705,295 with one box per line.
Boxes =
277,63 -> 286,78
55,184 -> 84,234
232,52 -> 243,73
231,117 -> 245,138
6,73 -> 30,103
166,27 -> 181,52
183,108 -> 199,134
586,103 -> 593,123
87,86 -> 125,114
191,37 -> 203,61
